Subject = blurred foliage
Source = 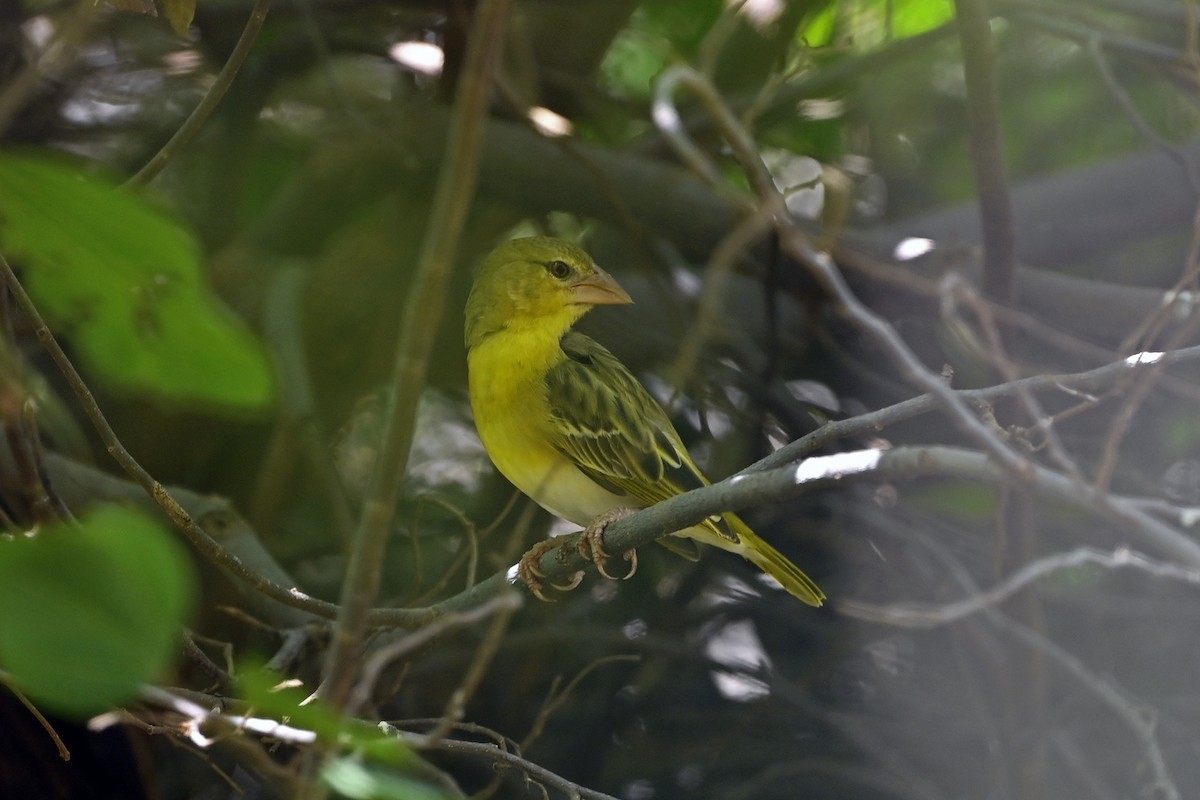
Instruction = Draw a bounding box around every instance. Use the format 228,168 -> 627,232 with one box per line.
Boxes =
0,506 -> 195,714
0,152 -> 275,410
2,0 -> 1200,798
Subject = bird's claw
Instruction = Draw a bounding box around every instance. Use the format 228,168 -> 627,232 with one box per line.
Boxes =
517,539 -> 586,601
518,508 -> 639,598
578,508 -> 638,581
595,548 -> 638,581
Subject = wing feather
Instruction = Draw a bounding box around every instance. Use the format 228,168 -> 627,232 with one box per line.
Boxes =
546,332 -> 706,508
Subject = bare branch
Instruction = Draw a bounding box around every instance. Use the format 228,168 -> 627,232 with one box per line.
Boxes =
839,546 -> 1200,627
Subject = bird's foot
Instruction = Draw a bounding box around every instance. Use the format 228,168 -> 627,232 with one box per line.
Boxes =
517,538 -> 585,601
578,508 -> 639,580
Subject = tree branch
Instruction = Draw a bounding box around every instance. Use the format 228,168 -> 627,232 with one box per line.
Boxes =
321,0 -> 513,708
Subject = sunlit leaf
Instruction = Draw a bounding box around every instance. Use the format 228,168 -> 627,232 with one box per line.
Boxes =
0,507 -> 196,715
892,0 -> 954,38
0,152 -> 274,410
810,0 -> 955,50
802,4 -> 838,47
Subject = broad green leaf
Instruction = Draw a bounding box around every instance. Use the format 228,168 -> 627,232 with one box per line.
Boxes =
891,0 -> 954,39
0,506 -> 196,715
0,152 -> 274,410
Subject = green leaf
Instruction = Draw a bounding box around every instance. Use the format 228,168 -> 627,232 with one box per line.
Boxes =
0,151 -> 275,410
239,666 -> 414,766
0,506 -> 196,715
323,759 -> 454,800
238,670 -> 451,799
600,25 -> 672,99
802,4 -> 838,47
641,0 -> 724,54
891,0 -> 954,39
160,0 -> 196,37
809,0 -> 954,51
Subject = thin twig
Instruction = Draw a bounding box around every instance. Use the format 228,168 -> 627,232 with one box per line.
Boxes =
748,343 -> 1200,474
264,628 -> 314,673
1,673 -> 71,760
421,590 -> 520,746
142,686 -> 617,800
653,66 -> 1036,482
1088,35 -> 1200,198
1002,3 -> 1186,64
839,545 -> 1200,627
666,211 -> 773,396
1096,316 -> 1200,489
954,0 -> 1016,304
997,617 -> 1181,800
521,655 -> 641,750
410,729 -> 622,800
183,633 -> 234,689
124,0 -> 274,187
942,275 -> 1082,479
348,592 -> 522,716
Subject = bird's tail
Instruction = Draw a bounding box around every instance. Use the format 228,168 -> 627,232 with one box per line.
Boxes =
722,513 -> 825,607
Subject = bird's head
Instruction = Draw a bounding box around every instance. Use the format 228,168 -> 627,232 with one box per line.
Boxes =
465,237 -> 632,349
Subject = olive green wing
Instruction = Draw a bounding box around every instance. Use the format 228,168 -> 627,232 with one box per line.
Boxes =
545,332 -> 707,508
546,335 -> 823,605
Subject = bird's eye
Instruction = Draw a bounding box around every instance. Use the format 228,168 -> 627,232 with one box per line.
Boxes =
546,260 -> 571,280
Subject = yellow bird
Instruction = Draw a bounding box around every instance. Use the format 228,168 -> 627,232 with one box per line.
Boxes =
465,236 -> 824,607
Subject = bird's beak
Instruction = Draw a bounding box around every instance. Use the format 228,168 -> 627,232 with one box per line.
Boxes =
570,267 -> 633,306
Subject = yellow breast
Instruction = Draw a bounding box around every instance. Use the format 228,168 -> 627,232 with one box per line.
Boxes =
468,329 -> 633,526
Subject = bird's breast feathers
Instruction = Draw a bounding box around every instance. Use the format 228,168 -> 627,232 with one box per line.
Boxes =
468,329 -> 633,526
